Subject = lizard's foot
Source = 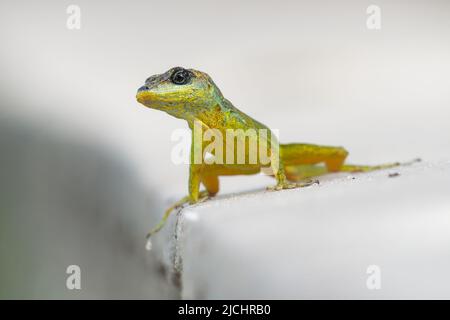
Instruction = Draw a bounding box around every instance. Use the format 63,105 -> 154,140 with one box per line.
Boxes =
267,179 -> 319,191
145,191 -> 211,251
190,191 -> 210,205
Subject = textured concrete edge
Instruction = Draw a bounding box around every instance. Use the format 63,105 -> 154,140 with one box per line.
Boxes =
163,160 -> 450,296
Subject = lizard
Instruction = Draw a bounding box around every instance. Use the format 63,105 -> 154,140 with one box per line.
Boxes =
136,66 -> 416,245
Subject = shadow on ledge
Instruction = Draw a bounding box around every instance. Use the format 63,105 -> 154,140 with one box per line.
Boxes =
0,119 -> 178,299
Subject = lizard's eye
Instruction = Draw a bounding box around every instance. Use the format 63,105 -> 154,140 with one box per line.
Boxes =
170,68 -> 191,85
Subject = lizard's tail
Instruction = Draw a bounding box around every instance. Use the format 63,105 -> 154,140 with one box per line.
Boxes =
284,158 -> 421,181
339,158 -> 421,173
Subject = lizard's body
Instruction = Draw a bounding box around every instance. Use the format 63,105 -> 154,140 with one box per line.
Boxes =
136,67 -> 404,241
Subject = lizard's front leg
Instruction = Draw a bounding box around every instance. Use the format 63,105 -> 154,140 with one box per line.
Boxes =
189,163 -> 202,203
145,135 -> 209,244
188,163 -> 211,203
189,123 -> 212,203
144,164 -> 210,246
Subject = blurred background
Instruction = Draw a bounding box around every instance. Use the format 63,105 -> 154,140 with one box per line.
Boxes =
0,0 -> 449,298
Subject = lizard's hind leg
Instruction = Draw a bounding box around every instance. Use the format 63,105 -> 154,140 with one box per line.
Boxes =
280,143 -> 349,172
280,143 -> 420,181
284,164 -> 328,181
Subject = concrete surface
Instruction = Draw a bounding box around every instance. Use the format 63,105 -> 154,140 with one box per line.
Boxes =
171,161 -> 450,299
1,0 -> 449,299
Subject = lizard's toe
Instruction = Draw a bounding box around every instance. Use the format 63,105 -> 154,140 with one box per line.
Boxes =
267,179 -> 319,191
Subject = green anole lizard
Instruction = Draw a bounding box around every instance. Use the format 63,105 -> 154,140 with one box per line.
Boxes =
137,67 -> 416,245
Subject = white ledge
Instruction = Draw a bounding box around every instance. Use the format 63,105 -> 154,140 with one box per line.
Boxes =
166,161 -> 450,299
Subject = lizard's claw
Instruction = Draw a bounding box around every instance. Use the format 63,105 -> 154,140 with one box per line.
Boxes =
267,179 -> 319,191
196,195 -> 210,204
188,190 -> 210,205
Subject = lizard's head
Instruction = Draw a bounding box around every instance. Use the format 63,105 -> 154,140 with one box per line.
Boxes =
136,67 -> 222,119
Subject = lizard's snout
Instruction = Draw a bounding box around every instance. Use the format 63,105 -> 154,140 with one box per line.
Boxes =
136,85 -> 149,104
137,85 -> 149,93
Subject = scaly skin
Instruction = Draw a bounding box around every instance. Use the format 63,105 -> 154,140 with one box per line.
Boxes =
136,67 -> 411,241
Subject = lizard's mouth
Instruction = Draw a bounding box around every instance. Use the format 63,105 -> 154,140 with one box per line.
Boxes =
136,86 -> 155,105
136,88 -> 170,111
